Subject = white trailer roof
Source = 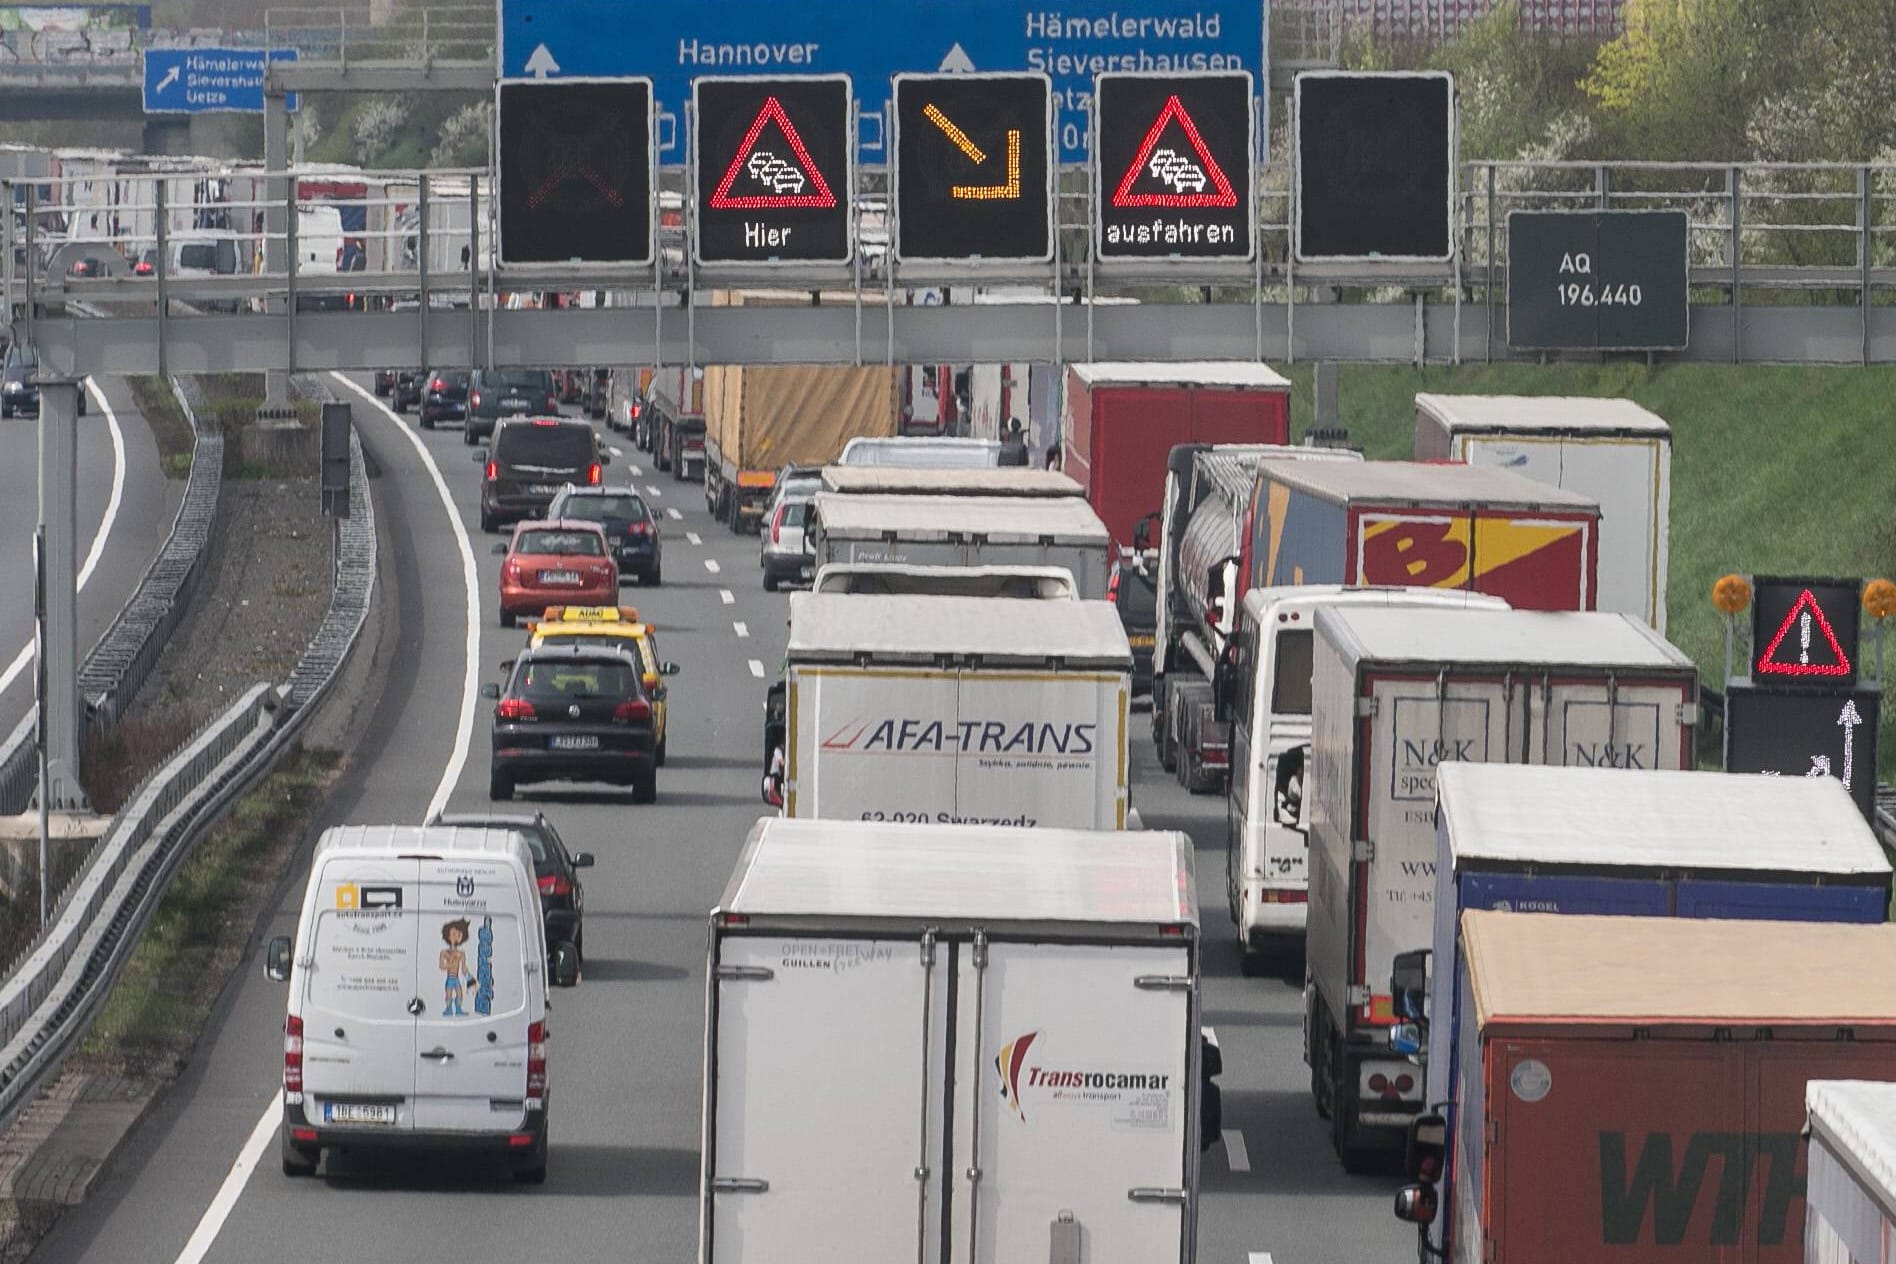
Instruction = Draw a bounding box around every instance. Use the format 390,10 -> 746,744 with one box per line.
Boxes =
812,563 -> 1078,599
1808,1081 -> 1896,1213
819,466 -> 1083,498
1255,458 -> 1600,510
811,492 -> 1111,544
1316,607 -> 1696,672
720,817 -> 1197,927
1416,393 -> 1672,438
1438,764 -> 1887,875
786,592 -> 1131,666
1070,361 -> 1291,389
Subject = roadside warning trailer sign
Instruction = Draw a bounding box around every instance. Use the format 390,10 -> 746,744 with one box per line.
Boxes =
693,75 -> 853,267
1094,71 -> 1254,263
1752,576 -> 1861,685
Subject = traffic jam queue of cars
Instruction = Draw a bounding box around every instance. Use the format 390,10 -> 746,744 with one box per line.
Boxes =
272,364 -> 1896,1264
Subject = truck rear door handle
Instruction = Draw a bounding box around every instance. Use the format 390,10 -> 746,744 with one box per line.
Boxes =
419,1048 -> 454,1061
711,1177 -> 769,1194
1128,1187 -> 1188,1204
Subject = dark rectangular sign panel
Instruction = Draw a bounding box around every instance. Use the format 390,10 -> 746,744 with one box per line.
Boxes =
1507,210 -> 1689,351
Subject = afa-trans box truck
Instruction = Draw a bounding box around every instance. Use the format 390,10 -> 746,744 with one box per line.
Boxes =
1305,606 -> 1698,1170
1425,913 -> 1896,1264
1415,764 -> 1892,1261
699,818 -> 1206,1264
782,592 -> 1132,829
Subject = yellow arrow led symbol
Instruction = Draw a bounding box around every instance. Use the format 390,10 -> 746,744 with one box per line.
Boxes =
923,103 -> 1021,201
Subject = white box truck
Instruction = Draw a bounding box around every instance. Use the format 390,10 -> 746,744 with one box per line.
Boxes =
807,493 -> 1114,599
1222,586 -> 1508,974
699,817 -> 1206,1264
1413,394 -> 1672,631
1806,1080 -> 1896,1264
781,592 -> 1132,829
1304,606 -> 1698,1171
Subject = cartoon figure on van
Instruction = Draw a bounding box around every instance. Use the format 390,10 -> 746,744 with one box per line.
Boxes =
440,919 -> 474,1016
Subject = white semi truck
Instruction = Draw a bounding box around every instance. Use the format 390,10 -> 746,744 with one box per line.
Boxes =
779,592 -> 1132,829
699,817 -> 1210,1264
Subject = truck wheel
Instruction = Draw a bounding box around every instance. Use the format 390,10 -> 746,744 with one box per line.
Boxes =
656,734 -> 667,767
1156,684 -> 1179,773
281,1130 -> 319,1177
1308,991 -> 1332,1120
763,571 -> 779,593
489,768 -> 514,801
631,766 -> 657,805
1178,739 -> 1198,791
1330,1055 -> 1373,1175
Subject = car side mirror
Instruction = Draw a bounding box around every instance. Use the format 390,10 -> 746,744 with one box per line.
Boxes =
551,941 -> 580,989
1212,645 -> 1237,724
1406,1112 -> 1448,1184
1132,510 -> 1159,554
264,935 -> 293,982
572,851 -> 595,868
1390,1021 -> 1424,1059
480,682 -> 501,699
660,661 -> 680,676
1394,1183 -> 1439,1226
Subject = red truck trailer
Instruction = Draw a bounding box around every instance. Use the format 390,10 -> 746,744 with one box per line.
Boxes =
1063,362 -> 1291,548
1402,911 -> 1896,1264
1245,460 -> 1601,611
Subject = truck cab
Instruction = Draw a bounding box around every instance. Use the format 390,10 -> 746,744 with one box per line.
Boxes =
1223,586 -> 1509,973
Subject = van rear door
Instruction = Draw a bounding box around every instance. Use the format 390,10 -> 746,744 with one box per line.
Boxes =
410,856 -> 536,1132
300,857 -> 423,1132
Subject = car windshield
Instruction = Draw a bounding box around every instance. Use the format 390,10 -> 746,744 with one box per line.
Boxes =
515,659 -> 638,698
516,529 -> 605,557
495,425 -> 593,469
1115,567 -> 1157,625
559,495 -> 648,523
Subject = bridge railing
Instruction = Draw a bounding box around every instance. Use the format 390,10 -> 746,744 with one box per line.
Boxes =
263,5 -> 495,66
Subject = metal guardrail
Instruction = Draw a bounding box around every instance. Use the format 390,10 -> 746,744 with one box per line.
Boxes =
263,5 -> 494,67
0,379 -> 223,817
0,411 -> 375,1133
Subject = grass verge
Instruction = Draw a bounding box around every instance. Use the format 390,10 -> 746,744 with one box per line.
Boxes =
1273,361 -> 1896,777
127,376 -> 195,480
75,747 -> 342,1078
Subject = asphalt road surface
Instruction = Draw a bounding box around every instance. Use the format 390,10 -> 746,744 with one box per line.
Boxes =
30,380 -> 1412,1264
0,378 -> 176,739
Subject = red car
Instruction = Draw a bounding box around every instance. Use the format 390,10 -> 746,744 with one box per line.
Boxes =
494,520 -> 618,627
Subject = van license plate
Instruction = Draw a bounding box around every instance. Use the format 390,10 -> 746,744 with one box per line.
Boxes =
541,570 -> 581,584
324,1102 -> 395,1125
550,735 -> 599,750
502,400 -> 529,412
528,484 -> 559,495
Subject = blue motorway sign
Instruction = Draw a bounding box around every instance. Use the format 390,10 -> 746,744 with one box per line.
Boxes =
499,0 -> 1263,161
143,47 -> 298,115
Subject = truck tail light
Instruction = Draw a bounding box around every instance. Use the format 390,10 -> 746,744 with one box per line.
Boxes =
613,698 -> 652,722
537,874 -> 572,898
284,1014 -> 304,1092
771,503 -> 787,544
497,697 -> 537,721
525,1020 -> 546,1105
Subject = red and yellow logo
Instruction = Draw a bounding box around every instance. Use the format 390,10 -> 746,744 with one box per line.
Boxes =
1358,515 -> 1587,609
995,1031 -> 1038,1122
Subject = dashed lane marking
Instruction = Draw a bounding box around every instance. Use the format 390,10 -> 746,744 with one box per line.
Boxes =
609,445 -> 623,456
734,621 -> 750,638
748,659 -> 766,678
666,507 -> 683,520
646,483 -> 662,497
720,589 -> 735,605
704,558 -> 722,574
1223,1129 -> 1251,1173
686,531 -> 702,545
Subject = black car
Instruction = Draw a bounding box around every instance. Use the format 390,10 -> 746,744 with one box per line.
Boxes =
390,370 -> 425,412
466,368 -> 559,443
426,809 -> 595,964
373,368 -> 397,396
476,417 -> 608,533
483,645 -> 658,803
547,484 -> 661,585
418,368 -> 471,429
1110,551 -> 1158,701
1,344 -> 85,419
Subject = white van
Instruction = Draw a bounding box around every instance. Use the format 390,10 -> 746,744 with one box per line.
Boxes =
264,824 -> 579,1182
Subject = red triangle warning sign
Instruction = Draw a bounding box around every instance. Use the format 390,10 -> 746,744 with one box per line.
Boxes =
1112,95 -> 1238,210
709,96 -> 838,210
1757,588 -> 1853,678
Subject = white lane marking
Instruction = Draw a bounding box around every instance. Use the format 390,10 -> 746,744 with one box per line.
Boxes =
172,1106 -> 278,1264
704,558 -> 721,574
645,483 -> 662,497
0,378 -> 126,699
733,621 -> 750,638
1223,1129 -> 1251,1172
719,589 -> 734,605
666,507 -> 682,521
334,373 -> 482,819
628,463 -> 644,477
748,659 -> 766,678
168,375 -> 486,1264
1249,1254 -> 1275,1264
609,445 -> 623,456
686,531 -> 702,545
